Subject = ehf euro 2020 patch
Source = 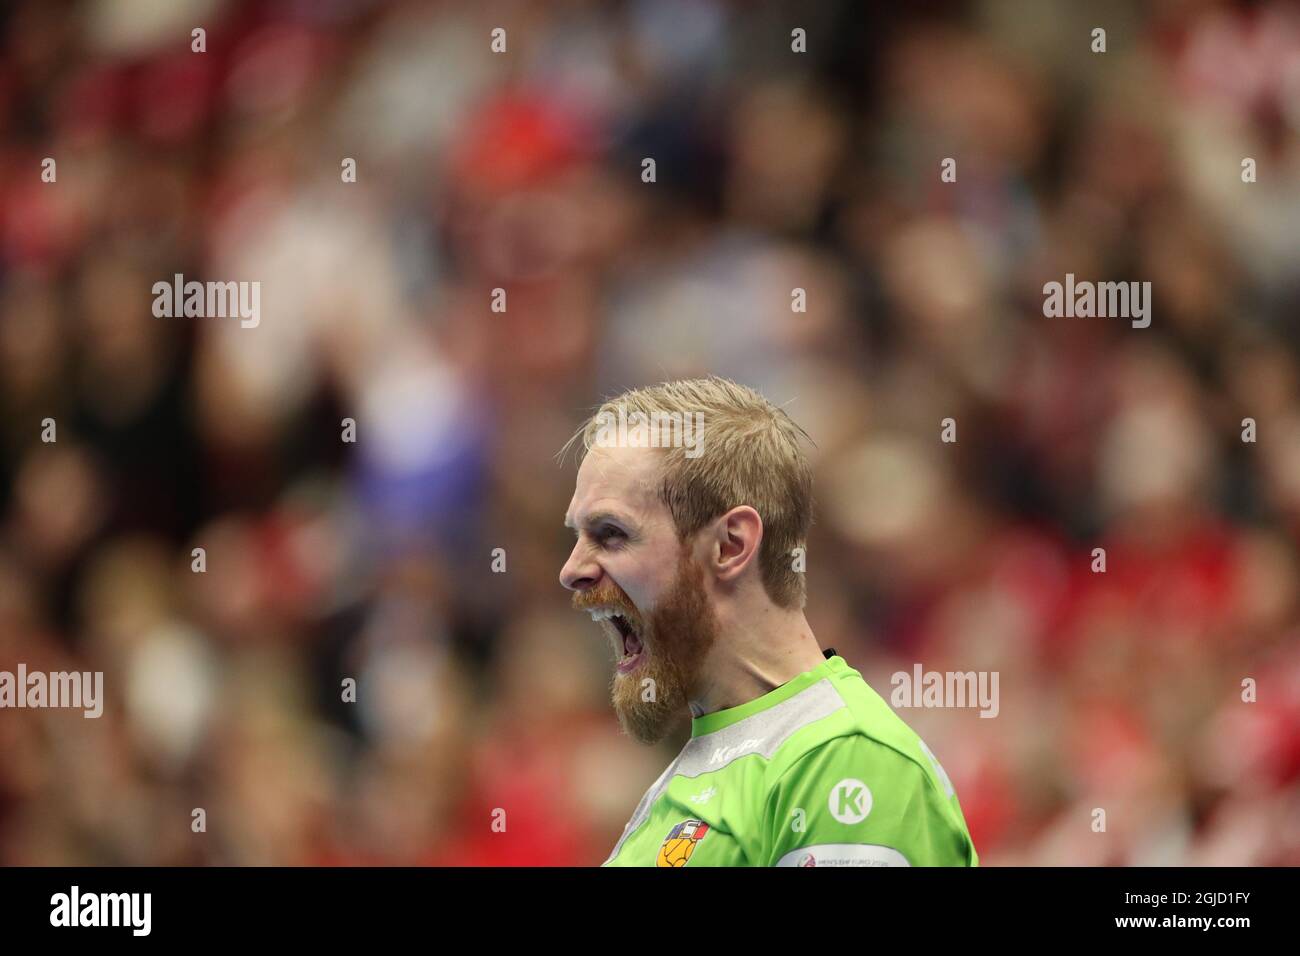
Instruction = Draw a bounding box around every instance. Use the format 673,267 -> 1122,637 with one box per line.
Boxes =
656,819 -> 709,867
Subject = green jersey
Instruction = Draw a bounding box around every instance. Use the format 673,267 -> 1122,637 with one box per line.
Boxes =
603,652 -> 979,867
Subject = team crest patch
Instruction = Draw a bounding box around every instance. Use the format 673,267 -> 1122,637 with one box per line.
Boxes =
656,819 -> 709,867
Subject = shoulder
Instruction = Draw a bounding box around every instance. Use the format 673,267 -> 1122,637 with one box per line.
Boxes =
763,661 -> 942,792
754,666 -> 976,866
764,729 -> 940,808
759,730 -> 975,867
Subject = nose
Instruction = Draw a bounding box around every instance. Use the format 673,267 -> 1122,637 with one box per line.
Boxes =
559,538 -> 601,592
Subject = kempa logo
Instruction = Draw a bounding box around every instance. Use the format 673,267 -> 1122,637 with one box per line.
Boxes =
828,778 -> 872,824
50,886 -> 151,936
0,665 -> 103,718
592,404 -> 705,459
890,664 -> 999,718
709,737 -> 761,765
152,273 -> 260,328
1042,273 -> 1151,328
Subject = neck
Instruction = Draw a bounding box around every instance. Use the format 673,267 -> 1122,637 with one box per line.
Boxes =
688,603 -> 825,717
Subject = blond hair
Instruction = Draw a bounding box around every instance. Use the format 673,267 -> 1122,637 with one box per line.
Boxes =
563,376 -> 814,609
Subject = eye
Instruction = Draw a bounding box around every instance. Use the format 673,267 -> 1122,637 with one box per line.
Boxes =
596,526 -> 627,546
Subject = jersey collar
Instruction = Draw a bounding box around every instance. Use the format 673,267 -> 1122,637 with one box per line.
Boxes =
689,652 -> 845,738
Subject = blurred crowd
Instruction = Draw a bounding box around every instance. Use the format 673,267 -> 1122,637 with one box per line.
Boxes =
1,0 -> 1299,865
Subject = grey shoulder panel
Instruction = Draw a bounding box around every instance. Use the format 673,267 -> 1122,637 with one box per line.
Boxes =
677,677 -> 846,778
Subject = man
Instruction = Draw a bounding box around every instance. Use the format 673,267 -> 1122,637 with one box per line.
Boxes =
560,377 -> 978,867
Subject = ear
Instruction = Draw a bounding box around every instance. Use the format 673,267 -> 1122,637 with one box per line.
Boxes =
709,506 -> 763,585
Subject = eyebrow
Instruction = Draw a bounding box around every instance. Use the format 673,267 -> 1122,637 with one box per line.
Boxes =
565,511 -> 632,535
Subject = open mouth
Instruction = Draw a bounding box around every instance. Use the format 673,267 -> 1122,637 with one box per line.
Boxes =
586,605 -> 645,674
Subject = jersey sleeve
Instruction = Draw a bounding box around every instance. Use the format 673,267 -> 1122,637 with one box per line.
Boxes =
760,733 -> 976,867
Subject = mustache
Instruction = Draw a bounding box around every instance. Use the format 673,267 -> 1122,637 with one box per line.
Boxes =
572,583 -> 632,611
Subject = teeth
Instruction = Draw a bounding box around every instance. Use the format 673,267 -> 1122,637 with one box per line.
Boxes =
587,606 -> 631,624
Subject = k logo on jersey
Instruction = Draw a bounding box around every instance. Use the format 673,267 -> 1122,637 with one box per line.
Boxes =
829,778 -> 872,824
656,819 -> 709,867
